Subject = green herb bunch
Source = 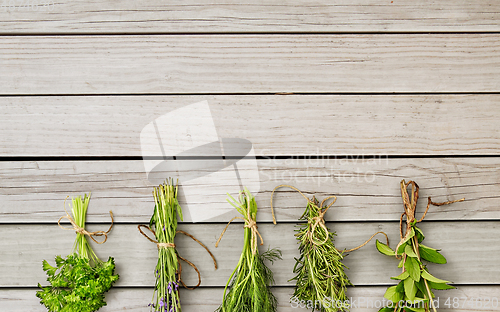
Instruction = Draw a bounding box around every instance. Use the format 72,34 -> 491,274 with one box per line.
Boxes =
376,180 -> 463,312
216,188 -> 282,312
290,196 -> 352,312
36,194 -> 119,312
148,179 -> 183,312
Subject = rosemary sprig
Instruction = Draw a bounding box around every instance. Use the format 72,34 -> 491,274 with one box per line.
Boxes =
216,188 -> 282,312
290,197 -> 352,312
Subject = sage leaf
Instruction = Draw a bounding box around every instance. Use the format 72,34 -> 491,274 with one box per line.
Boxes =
419,244 -> 447,264
427,281 -> 455,290
404,256 -> 421,282
391,271 -> 410,280
421,270 -> 450,284
376,240 -> 395,256
404,277 -> 418,301
414,226 -> 425,243
405,245 -> 418,258
384,285 -> 403,303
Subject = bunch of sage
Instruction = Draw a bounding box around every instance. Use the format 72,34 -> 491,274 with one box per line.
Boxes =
376,180 -> 464,312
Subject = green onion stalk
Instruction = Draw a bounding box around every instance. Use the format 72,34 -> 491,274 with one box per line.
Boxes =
375,180 -> 464,312
215,187 -> 282,312
36,194 -> 119,312
290,196 -> 352,312
148,179 -> 183,312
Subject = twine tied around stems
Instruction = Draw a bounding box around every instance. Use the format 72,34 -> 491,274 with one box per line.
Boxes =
395,179 -> 465,258
137,225 -> 217,290
58,196 -> 114,244
215,190 -> 272,255
271,184 -> 390,252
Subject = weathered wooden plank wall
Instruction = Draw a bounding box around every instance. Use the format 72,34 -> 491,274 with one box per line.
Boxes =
0,1 -> 499,312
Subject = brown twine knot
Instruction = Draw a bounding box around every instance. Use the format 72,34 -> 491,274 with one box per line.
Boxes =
395,179 -> 465,255
271,184 -> 390,252
58,196 -> 114,244
138,224 -> 217,290
216,190 -> 270,255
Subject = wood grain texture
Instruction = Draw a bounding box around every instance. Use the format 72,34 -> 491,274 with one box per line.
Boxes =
2,95 -> 500,157
0,1 -> 499,34
1,158 -> 497,223
1,35 -> 499,95
1,222 -> 498,287
2,286 -> 499,311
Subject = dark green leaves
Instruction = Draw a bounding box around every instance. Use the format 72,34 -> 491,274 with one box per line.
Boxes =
37,254 -> 119,312
419,244 -> 447,264
37,194 -> 119,312
376,240 -> 395,256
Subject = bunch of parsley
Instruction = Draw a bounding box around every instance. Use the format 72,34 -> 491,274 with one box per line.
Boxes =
36,194 -> 119,312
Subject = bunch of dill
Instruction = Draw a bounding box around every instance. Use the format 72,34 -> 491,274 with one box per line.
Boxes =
216,188 -> 282,312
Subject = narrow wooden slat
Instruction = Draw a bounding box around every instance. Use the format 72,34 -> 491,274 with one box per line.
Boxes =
1,35 -> 499,95
1,158 -> 498,223
1,222 -> 498,287
0,1 -> 499,34
2,95 -> 500,157
3,286 -> 500,311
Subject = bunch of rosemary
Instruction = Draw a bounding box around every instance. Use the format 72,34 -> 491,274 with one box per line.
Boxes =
148,179 -> 183,312
36,194 -> 119,312
290,196 -> 352,312
376,180 -> 463,312
216,188 -> 282,312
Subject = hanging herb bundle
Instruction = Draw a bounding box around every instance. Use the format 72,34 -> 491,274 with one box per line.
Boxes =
271,185 -> 389,312
138,179 -> 217,312
215,187 -> 282,312
36,194 -> 118,312
375,180 -> 464,312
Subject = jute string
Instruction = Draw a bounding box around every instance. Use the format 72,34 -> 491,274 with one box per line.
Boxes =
271,185 -> 389,252
58,197 -> 114,244
395,180 -> 465,255
138,225 -> 218,290
215,191 -> 271,255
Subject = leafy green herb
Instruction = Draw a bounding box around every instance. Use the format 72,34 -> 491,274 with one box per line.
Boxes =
216,188 -> 282,312
36,194 -> 119,312
290,196 -> 352,312
376,180 -> 463,312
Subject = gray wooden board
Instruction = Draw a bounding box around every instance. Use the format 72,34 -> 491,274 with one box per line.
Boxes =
1,35 -> 499,94
2,95 -> 500,157
0,222 -> 497,287
0,1 -> 499,34
0,158 -> 498,223
2,286 -> 500,311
